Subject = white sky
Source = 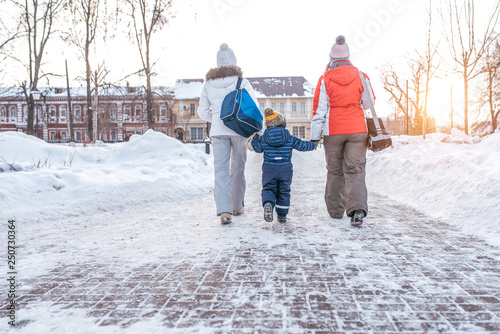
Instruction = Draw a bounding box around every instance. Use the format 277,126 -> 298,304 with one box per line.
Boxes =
2,0 -> 499,125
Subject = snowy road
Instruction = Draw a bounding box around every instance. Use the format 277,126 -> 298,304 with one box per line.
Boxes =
3,149 -> 500,333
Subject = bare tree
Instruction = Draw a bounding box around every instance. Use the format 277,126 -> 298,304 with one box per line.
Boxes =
124,0 -> 174,130
11,0 -> 64,135
380,55 -> 427,135
65,0 -> 100,141
476,40 -> 500,131
442,0 -> 500,134
421,0 -> 440,138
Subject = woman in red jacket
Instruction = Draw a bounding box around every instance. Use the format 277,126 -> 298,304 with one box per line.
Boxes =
310,35 -> 375,227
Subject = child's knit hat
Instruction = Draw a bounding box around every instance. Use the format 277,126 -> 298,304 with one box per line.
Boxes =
264,108 -> 286,128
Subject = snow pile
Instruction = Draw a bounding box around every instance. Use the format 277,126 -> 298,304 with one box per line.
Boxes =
367,131 -> 500,245
0,130 -> 213,223
440,128 -> 482,144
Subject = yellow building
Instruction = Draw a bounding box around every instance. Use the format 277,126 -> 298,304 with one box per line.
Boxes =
175,76 -> 315,141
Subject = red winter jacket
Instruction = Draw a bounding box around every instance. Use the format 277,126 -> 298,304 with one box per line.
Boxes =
310,61 -> 375,139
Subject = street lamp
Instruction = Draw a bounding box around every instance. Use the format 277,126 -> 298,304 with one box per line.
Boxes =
31,89 -> 41,138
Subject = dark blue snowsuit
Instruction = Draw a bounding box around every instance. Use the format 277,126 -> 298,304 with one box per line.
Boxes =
251,127 -> 315,216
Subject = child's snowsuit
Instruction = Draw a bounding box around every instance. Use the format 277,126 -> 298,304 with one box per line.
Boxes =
251,127 -> 315,216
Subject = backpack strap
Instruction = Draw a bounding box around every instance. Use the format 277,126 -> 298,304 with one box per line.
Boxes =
358,71 -> 382,134
236,77 -> 243,90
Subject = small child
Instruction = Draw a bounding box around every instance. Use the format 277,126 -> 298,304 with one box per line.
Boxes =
251,108 -> 316,223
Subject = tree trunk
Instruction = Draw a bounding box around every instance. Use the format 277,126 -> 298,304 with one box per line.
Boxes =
27,96 -> 34,135
146,71 -> 154,130
86,18 -> 93,142
464,67 -> 469,135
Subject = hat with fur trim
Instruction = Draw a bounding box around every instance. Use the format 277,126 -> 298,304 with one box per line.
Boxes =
329,35 -> 350,61
264,108 -> 286,128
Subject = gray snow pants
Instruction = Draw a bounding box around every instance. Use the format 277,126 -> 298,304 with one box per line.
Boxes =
211,136 -> 247,215
323,133 -> 368,218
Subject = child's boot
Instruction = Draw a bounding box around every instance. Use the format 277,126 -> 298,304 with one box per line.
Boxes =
278,215 -> 287,224
264,202 -> 273,222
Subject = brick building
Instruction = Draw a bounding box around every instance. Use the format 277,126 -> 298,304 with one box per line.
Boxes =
0,76 -> 315,143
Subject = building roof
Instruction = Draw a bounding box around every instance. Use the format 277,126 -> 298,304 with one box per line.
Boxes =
248,77 -> 315,98
174,76 -> 314,100
0,86 -> 175,100
0,76 -> 314,101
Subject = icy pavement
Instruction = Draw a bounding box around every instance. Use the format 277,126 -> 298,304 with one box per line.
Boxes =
3,151 -> 500,333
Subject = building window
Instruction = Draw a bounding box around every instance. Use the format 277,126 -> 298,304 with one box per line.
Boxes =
110,105 -> 117,119
9,106 -> 17,119
160,105 -> 167,116
300,102 -> 306,116
50,131 -> 56,141
60,105 -> 67,118
271,102 -> 277,110
189,103 -> 196,117
259,102 -> 265,112
135,105 -> 142,117
61,131 -> 67,141
0,107 -> 6,118
279,102 -> 285,113
292,102 -> 298,116
50,106 -> 56,118
75,105 -> 81,118
293,126 -> 306,139
135,130 -> 142,135
124,105 -> 131,117
190,127 -> 204,141
75,131 -> 82,142
111,131 -> 117,142
23,106 -> 28,121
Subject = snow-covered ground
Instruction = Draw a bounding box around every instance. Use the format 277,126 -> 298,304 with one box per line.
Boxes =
2,129 -> 499,247
1,129 -> 500,333
366,130 -> 500,246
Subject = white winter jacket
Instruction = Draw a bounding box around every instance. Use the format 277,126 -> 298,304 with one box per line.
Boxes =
198,66 -> 264,137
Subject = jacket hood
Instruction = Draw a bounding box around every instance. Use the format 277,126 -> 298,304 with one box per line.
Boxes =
262,127 -> 290,147
325,64 -> 358,86
205,66 -> 243,81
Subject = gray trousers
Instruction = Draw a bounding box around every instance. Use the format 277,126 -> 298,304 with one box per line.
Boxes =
211,136 -> 247,215
323,133 -> 368,218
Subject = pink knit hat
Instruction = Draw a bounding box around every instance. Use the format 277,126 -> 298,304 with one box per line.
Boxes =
329,35 -> 350,60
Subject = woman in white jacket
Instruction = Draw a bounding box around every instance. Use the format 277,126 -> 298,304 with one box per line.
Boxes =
198,43 -> 262,224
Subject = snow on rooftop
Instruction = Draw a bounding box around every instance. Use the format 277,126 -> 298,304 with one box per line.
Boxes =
174,79 -> 204,100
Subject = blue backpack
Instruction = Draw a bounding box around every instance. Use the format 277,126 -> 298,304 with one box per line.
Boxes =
220,77 -> 263,138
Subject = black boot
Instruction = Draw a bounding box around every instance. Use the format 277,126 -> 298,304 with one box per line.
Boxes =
278,215 -> 287,224
350,210 -> 365,227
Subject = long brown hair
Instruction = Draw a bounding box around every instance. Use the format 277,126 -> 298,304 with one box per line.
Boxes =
324,62 -> 331,73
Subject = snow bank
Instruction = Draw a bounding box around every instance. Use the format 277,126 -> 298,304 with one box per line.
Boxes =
366,131 -> 500,246
0,130 -> 213,223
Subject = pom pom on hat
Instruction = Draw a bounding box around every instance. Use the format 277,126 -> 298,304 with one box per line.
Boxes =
264,107 -> 286,128
217,43 -> 237,67
330,35 -> 350,61
336,35 -> 346,45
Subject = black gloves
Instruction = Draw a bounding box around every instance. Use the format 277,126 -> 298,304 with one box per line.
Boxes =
311,140 -> 320,149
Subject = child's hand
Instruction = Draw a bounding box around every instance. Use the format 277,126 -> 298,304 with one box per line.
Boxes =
311,140 -> 320,150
